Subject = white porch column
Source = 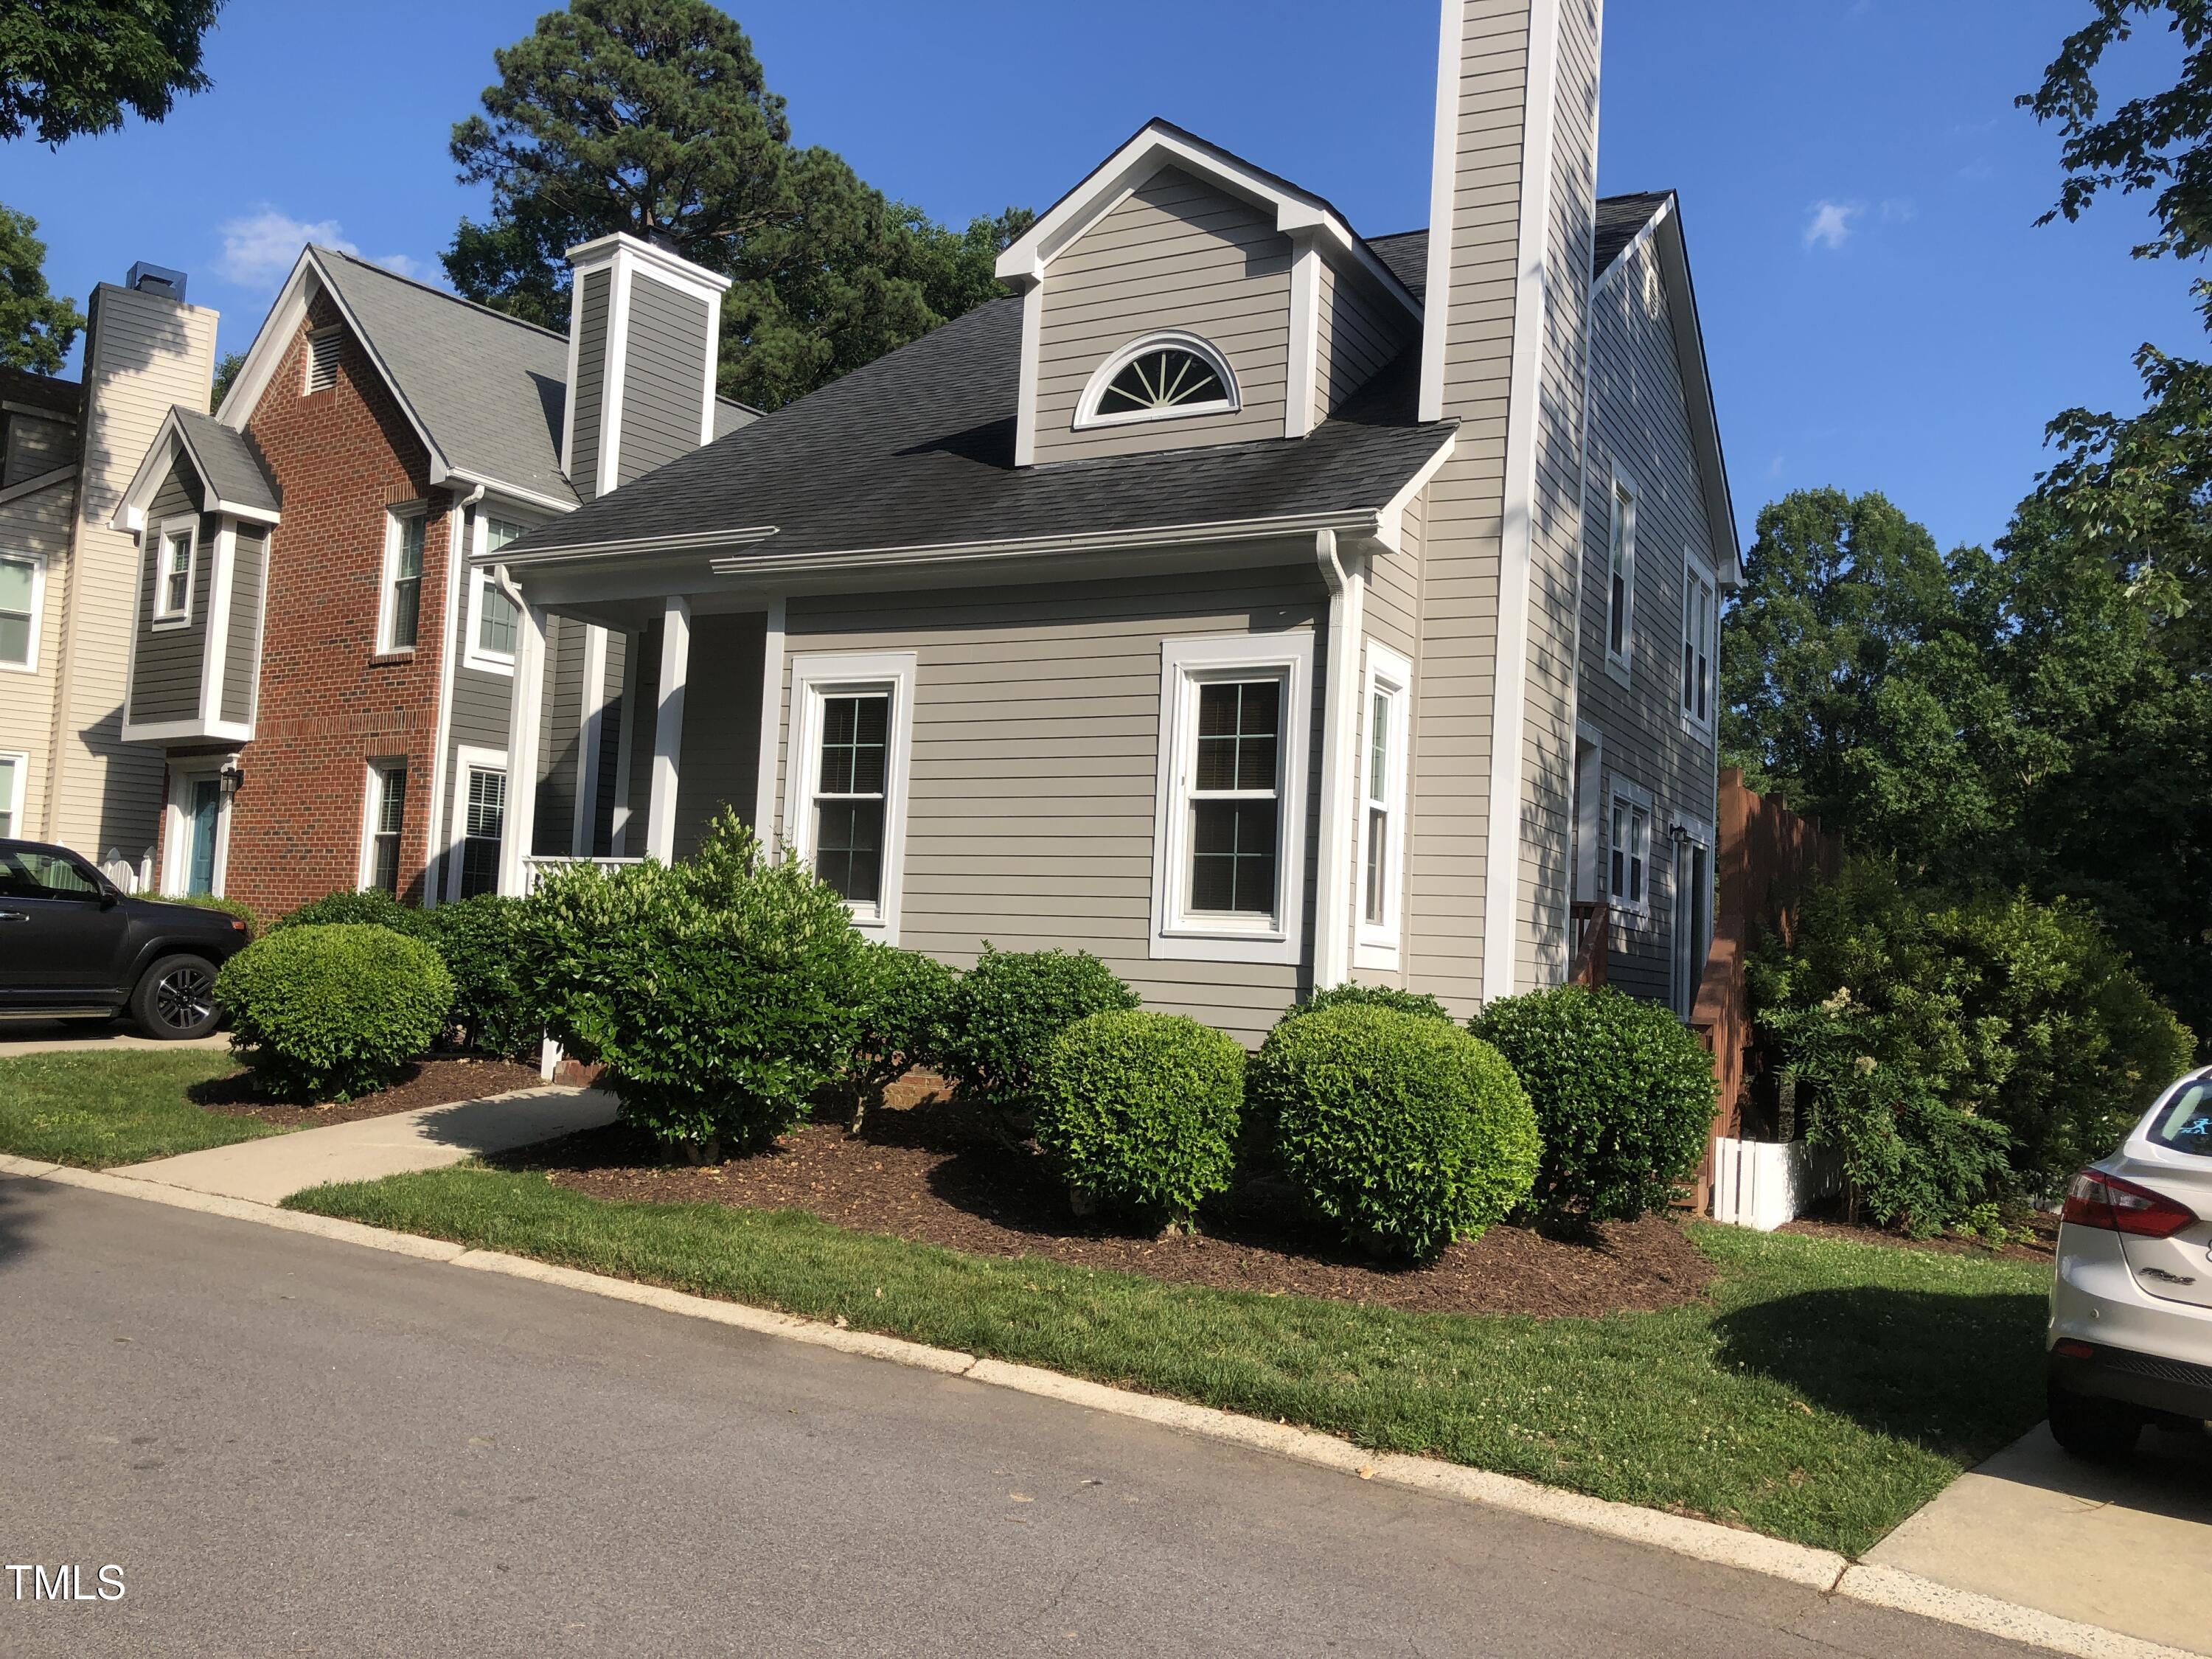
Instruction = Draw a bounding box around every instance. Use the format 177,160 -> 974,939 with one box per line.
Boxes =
1311,529 -> 1365,991
646,594 -> 691,863
498,585 -> 548,897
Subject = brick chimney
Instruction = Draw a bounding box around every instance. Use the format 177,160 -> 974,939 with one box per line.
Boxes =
1410,0 -> 1604,1009
560,233 -> 731,503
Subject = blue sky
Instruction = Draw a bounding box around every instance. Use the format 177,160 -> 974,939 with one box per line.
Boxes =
7,0 -> 2197,554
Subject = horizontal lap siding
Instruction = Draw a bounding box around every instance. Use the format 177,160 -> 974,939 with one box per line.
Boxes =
625,620 -> 661,846
1032,167 -> 1292,464
128,462 -> 210,723
0,470 -> 75,831
1313,261 -> 1413,425
1580,229 -> 1721,1005
568,270 -> 611,503
4,414 -> 71,484
616,275 -> 712,487
672,612 -> 763,855
593,629 -> 627,855
780,566 -> 1326,1043
1350,492 -> 1427,989
530,614 -> 585,856
221,528 -> 265,725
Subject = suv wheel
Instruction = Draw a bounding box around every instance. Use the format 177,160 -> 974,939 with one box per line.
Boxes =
131,954 -> 222,1041
2047,1376 -> 2142,1461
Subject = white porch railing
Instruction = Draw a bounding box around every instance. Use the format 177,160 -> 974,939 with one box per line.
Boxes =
522,855 -> 644,891
1710,1138 -> 1844,1231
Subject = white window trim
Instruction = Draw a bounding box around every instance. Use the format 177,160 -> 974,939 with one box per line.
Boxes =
358,759 -> 408,892
0,750 -> 25,838
1073,330 -> 1242,431
1150,631 -> 1315,965
151,515 -> 198,630
1607,774 -> 1655,922
462,565 -> 518,675
782,650 -> 918,944
445,743 -> 510,902
1669,813 -> 1714,1020
159,762 -> 232,898
0,549 -> 45,673
1353,640 -> 1411,970
1679,546 -> 1718,742
1602,468 -> 1638,686
375,503 -> 428,656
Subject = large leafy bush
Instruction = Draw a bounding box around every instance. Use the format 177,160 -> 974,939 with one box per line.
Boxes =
1749,857 -> 2194,1228
216,923 -> 453,1101
1249,1005 -> 1539,1259
1472,985 -> 1717,1224
1035,1009 -> 1244,1225
1281,983 -> 1453,1026
518,810 -> 869,1158
271,888 -> 432,939
938,946 -> 1138,1105
422,894 -> 535,1059
841,944 -> 959,1131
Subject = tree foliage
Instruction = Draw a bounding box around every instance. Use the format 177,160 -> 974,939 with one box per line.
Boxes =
443,0 -> 1029,408
0,204 -> 84,375
0,0 -> 220,146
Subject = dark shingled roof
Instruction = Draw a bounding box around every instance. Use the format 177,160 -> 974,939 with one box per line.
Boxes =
0,364 -> 82,422
173,408 -> 279,513
504,295 -> 1456,566
1361,191 -> 1677,304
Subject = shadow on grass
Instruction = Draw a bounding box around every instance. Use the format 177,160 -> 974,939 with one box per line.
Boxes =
1714,1285 -> 2048,1453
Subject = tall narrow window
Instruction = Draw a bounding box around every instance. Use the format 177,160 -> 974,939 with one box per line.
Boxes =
1355,644 -> 1411,966
1605,479 -> 1636,671
1680,554 -> 1716,732
381,509 -> 425,652
0,752 -> 20,837
365,763 -> 406,894
812,692 -> 890,906
1674,830 -> 1711,1018
153,522 -> 195,625
1189,679 -> 1281,915
1609,787 -> 1650,911
460,766 -> 506,899
0,554 -> 38,669
468,518 -> 525,668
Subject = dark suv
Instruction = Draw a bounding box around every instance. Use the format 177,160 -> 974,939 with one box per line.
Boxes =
0,839 -> 251,1039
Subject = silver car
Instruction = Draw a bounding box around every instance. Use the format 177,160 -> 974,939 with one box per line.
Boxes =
2047,1067 -> 2212,1457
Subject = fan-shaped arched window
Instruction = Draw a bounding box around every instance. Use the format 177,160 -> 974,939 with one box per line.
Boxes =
1074,332 -> 1240,430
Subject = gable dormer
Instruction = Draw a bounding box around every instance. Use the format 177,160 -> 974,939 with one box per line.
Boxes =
997,121 -> 1422,467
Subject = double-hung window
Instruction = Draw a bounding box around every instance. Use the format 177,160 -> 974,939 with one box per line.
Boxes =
1152,633 -> 1312,964
0,751 -> 22,837
152,519 -> 196,628
0,552 -> 41,671
785,652 -> 917,939
1608,780 -> 1652,917
460,765 -> 506,899
1354,643 -> 1411,967
363,762 -> 407,894
465,518 -> 526,673
1604,475 -> 1636,678
379,507 -> 425,653
1680,552 -> 1716,735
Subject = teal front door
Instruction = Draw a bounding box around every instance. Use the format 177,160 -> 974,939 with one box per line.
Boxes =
187,779 -> 221,896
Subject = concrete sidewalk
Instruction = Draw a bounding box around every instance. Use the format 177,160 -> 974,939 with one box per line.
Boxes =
110,1086 -> 620,1204
1867,1422 -> 2212,1654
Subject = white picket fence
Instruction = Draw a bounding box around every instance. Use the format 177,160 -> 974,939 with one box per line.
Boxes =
1710,1137 -> 1843,1231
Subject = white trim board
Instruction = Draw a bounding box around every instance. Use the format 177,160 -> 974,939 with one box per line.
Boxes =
779,649 -> 919,945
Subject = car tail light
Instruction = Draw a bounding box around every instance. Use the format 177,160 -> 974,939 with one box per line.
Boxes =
2062,1169 -> 2198,1238
2053,1338 -> 2096,1360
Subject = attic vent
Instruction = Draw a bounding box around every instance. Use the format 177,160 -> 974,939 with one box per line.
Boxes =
304,327 -> 342,394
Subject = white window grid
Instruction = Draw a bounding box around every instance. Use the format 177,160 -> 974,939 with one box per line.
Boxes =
782,651 -> 918,942
1680,549 -> 1717,737
378,505 -> 427,655
1354,641 -> 1412,968
1607,777 -> 1654,918
1073,331 -> 1241,431
0,551 -> 44,673
151,515 -> 198,629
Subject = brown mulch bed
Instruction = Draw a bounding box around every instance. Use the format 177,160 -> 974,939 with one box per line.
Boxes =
1778,1206 -> 2058,1266
191,1056 -> 546,1127
492,1083 -> 1717,1319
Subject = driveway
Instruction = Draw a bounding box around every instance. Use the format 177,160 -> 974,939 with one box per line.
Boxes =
1868,1421 -> 2212,1653
0,1175 -> 2043,1659
0,1019 -> 230,1056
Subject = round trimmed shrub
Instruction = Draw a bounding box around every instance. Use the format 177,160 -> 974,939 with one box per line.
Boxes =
422,893 -> 534,1058
1472,984 -> 1719,1224
216,923 -> 453,1102
270,887 -> 433,939
1278,983 -> 1453,1027
1250,1005 -> 1539,1259
840,945 -> 961,1130
1036,1009 -> 1245,1225
939,946 -> 1138,1105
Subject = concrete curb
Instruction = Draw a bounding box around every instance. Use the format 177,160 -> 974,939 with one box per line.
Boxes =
1,1152 -> 2197,1659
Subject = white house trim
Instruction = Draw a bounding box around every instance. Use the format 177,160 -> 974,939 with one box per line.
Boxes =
781,649 -> 919,944
149,512 -> 198,630
425,489 -> 480,904
1418,0 -> 1470,424
1013,283 -> 1045,467
196,520 -> 238,724
646,594 -> 691,863
753,596 -> 787,846
1354,639 -> 1414,972
446,742 -> 512,902
1071,330 -> 1241,431
496,576 -> 548,897
1285,242 -> 1322,439
1312,532 -> 1365,989
0,549 -> 47,675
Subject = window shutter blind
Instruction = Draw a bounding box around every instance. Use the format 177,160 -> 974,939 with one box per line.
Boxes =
305,330 -> 341,394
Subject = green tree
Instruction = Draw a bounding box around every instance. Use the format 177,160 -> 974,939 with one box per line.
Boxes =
0,204 -> 85,374
443,0 -> 1024,408
0,0 -> 223,146
210,349 -> 246,408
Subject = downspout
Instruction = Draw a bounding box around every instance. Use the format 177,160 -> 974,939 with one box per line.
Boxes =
1312,528 -> 1364,992
424,483 -> 483,906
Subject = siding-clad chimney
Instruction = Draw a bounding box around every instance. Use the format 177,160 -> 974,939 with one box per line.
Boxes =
1411,0 -> 1603,1010
560,233 -> 731,504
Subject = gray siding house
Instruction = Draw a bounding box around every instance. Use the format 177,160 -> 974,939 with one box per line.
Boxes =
485,0 -> 1739,1040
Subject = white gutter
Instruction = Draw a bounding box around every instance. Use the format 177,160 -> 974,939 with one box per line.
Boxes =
1311,528 -> 1364,992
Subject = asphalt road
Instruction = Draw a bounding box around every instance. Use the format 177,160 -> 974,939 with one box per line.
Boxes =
0,1176 -> 2042,1658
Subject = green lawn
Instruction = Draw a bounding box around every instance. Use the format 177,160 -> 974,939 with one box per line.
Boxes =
286,1166 -> 2052,1555
0,1050 -> 274,1167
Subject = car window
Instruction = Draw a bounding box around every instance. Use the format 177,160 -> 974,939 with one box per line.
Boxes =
0,849 -> 105,902
2146,1077 -> 2212,1158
